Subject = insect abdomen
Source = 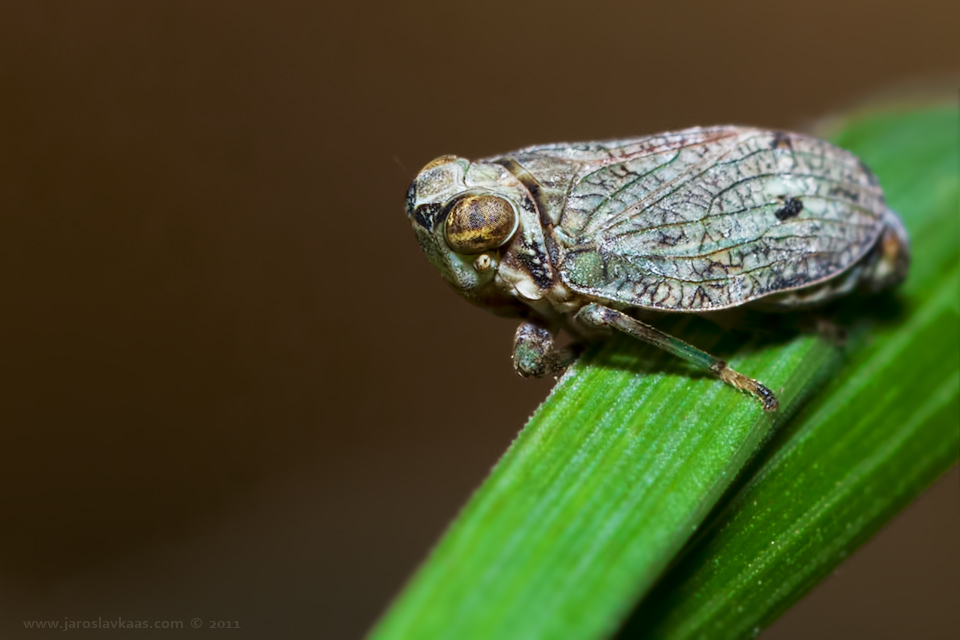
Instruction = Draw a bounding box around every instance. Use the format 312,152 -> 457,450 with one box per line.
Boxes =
860,207 -> 910,292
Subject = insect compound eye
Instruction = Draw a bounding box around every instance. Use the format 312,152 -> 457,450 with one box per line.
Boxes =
443,194 -> 518,255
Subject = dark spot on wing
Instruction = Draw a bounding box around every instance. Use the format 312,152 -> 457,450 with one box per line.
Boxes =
772,131 -> 793,150
828,184 -> 861,202
775,197 -> 803,221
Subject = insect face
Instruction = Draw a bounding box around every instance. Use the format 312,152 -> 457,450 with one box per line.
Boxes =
405,156 -> 522,312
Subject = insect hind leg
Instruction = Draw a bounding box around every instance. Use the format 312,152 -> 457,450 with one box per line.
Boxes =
574,303 -> 779,412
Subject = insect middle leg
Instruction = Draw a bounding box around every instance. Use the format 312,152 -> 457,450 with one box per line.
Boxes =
574,303 -> 779,412
512,321 -> 582,378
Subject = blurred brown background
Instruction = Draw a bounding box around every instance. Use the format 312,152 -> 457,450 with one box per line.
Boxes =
0,1 -> 956,638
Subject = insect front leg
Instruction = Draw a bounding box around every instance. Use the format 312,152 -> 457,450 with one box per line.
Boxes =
512,321 -> 582,378
574,303 -> 779,412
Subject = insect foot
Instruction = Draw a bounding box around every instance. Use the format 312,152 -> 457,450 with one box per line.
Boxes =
712,362 -> 779,413
512,321 -> 582,378
575,304 -> 779,412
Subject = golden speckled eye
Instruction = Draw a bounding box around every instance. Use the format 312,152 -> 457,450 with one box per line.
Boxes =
444,194 -> 518,255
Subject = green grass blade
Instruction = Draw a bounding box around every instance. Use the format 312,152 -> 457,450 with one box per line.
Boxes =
370,106 -> 958,640
621,106 -> 960,640
373,330 -> 838,640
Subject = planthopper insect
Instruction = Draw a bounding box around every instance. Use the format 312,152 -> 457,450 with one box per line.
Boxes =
405,126 -> 909,411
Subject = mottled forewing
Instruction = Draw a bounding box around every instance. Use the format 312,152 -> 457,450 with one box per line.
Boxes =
555,127 -> 888,311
